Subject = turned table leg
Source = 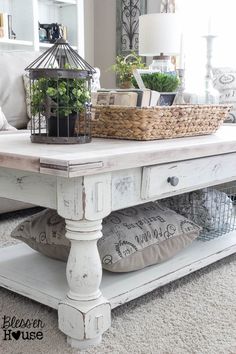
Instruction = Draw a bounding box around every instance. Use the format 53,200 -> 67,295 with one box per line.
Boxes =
58,219 -> 111,350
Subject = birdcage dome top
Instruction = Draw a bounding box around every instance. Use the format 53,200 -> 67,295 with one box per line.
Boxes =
25,38 -> 96,79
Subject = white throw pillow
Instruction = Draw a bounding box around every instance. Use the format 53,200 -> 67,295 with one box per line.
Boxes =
11,202 -> 201,272
0,51 -> 39,128
213,67 -> 236,122
0,107 -> 16,131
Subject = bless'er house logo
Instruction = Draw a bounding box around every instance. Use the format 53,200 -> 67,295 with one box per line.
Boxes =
1,315 -> 45,341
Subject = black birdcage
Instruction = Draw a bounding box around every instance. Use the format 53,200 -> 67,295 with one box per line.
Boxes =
25,38 -> 96,144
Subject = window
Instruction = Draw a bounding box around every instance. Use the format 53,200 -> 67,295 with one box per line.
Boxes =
177,0 -> 236,91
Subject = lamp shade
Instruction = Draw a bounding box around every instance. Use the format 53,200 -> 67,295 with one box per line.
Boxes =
139,13 -> 181,56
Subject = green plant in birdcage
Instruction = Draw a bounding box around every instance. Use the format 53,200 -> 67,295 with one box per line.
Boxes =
111,51 -> 146,88
31,76 -> 90,118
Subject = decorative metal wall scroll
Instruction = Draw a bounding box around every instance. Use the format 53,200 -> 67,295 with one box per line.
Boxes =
116,0 -> 147,56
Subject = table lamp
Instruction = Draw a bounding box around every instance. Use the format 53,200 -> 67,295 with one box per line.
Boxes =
139,13 -> 181,72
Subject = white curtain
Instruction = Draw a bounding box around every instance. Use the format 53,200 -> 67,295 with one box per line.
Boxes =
177,0 -> 236,91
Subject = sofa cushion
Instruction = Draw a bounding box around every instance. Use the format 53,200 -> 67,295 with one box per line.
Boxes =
0,107 -> 16,131
0,51 -> 39,129
11,203 -> 201,272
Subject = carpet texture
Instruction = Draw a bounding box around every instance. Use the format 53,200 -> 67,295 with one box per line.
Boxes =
0,209 -> 236,354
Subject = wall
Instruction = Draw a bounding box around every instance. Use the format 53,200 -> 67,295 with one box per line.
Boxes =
148,0 -> 161,13
93,0 -> 161,88
84,0 -> 94,66
94,0 -> 116,88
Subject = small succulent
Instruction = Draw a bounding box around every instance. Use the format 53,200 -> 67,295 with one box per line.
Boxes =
111,51 -> 146,87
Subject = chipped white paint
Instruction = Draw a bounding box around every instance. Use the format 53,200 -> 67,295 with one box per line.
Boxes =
111,168 -> 142,210
1,129 -> 236,349
0,231 -> 236,309
57,177 -> 83,220
58,219 -> 111,347
83,173 -> 112,220
0,167 -> 57,208
142,153 -> 236,200
1,127 -> 236,177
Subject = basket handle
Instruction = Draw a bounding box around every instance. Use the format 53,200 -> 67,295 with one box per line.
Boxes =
123,53 -> 139,64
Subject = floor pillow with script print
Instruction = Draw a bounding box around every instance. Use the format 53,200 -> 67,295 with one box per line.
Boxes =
11,209 -> 69,262
11,202 -> 201,272
98,202 -> 201,272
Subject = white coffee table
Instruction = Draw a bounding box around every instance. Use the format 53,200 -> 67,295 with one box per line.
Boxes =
0,128 -> 236,349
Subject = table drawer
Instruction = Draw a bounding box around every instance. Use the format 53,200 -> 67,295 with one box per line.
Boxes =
141,153 -> 236,199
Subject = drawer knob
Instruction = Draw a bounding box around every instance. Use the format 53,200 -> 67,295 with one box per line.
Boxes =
167,176 -> 179,186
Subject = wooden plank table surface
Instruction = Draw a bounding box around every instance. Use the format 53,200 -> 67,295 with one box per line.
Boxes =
0,126 -> 236,177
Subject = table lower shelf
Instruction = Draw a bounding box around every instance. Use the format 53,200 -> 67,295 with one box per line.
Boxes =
0,233 -> 236,310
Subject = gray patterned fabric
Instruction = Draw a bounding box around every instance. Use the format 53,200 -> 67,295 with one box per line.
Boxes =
160,0 -> 175,13
11,209 -> 68,261
11,203 -> 201,272
161,188 -> 233,233
98,202 -> 200,272
213,67 -> 236,123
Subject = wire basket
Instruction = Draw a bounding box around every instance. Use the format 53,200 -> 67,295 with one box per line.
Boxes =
92,104 -> 231,140
160,182 -> 236,241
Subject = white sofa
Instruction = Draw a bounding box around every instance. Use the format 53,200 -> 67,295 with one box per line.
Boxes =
0,51 -> 40,214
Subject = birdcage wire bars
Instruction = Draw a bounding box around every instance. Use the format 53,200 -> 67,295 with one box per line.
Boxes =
25,38 -> 96,144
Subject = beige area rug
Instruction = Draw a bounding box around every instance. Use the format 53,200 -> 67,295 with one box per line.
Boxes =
0,209 -> 236,354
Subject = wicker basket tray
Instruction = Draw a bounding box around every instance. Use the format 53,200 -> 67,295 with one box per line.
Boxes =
91,104 -> 231,141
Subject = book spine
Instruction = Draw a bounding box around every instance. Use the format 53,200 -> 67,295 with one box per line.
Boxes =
97,89 -> 150,107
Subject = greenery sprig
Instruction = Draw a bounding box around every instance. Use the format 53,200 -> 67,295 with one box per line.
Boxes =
111,51 -> 146,85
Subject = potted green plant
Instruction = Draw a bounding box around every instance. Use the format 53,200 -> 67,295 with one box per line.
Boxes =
111,51 -> 146,88
31,76 -> 90,137
132,72 -> 180,106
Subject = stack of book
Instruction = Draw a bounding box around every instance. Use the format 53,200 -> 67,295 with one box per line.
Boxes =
0,13 -> 15,39
92,89 -> 160,107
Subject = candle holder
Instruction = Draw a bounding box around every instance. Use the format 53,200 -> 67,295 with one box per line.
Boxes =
174,68 -> 186,104
203,35 -> 219,104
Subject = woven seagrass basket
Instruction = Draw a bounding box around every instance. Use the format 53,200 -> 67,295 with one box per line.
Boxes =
91,104 -> 231,141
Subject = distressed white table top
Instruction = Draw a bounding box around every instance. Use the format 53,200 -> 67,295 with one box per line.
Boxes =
0,126 -> 236,177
